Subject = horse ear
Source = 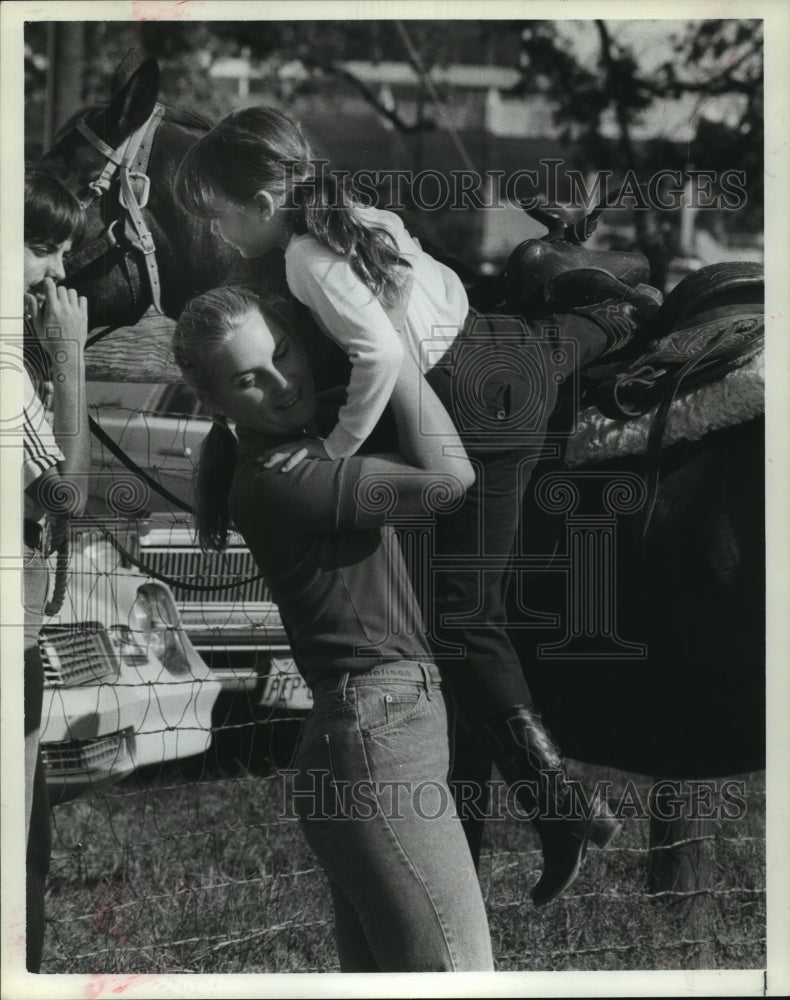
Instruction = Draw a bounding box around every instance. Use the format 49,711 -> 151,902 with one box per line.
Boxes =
106,57 -> 160,138
110,50 -> 144,95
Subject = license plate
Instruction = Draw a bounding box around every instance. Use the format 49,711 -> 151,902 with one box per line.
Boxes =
259,657 -> 313,711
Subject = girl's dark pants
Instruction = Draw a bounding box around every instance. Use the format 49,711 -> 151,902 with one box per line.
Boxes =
422,309 -> 609,860
423,309 -> 607,713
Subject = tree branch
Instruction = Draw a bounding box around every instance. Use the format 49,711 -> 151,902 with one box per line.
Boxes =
325,65 -> 434,133
650,34 -> 762,98
594,20 -> 638,164
296,52 -> 434,134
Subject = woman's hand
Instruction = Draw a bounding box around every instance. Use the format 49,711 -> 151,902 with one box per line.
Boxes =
258,437 -> 330,473
24,277 -> 88,355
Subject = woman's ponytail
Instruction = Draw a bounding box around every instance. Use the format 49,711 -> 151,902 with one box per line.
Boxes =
194,419 -> 238,552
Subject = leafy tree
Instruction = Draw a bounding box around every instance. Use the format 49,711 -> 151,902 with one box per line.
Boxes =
25,17 -> 761,281
656,19 -> 763,219
515,19 -> 763,286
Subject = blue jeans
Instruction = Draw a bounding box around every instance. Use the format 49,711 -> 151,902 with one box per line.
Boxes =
288,660 -> 494,972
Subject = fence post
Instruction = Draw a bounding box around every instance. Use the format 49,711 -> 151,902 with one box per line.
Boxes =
646,780 -> 716,967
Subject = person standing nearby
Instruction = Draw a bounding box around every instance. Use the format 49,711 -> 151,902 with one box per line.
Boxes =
21,171 -> 89,972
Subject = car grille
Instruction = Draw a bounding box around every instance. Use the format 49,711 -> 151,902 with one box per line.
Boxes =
140,546 -> 273,604
39,623 -> 119,687
41,728 -> 133,774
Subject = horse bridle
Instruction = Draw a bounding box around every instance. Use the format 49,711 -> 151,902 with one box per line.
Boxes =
52,104 -> 198,516
34,102 -> 285,592
65,102 -> 167,333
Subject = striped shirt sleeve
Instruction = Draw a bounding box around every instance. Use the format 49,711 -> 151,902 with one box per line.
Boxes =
22,367 -> 64,489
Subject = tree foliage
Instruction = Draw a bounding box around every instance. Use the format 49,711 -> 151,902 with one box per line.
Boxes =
516,19 -> 762,183
658,19 -> 763,214
25,17 -> 762,273
514,19 -> 763,276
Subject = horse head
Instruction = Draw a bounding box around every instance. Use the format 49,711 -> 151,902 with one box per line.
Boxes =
36,58 -> 243,329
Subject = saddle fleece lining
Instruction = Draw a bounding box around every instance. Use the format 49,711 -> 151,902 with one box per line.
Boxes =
565,349 -> 764,467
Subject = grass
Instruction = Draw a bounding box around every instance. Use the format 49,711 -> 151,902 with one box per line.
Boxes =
41,742 -> 766,975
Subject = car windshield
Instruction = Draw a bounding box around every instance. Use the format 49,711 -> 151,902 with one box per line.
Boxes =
86,382 -> 208,417
157,383 -> 204,417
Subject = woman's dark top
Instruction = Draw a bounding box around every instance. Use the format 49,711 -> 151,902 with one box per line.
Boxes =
229,423 -> 435,686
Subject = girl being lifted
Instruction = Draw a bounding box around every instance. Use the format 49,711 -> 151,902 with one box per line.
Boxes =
174,107 -> 657,905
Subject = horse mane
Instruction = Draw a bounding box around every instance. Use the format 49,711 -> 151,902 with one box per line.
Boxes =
53,102 -> 212,143
163,106 -> 214,132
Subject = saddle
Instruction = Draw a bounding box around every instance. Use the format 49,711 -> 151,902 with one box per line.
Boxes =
563,350 -> 764,469
504,237 -> 653,317
510,244 -> 764,421
549,260 -> 764,536
582,261 -> 764,421
500,202 -> 764,536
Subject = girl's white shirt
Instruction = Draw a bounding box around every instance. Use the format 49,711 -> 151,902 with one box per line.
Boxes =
284,206 -> 468,459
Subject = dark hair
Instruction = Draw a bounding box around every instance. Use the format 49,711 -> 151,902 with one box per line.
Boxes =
173,284 -> 295,552
174,105 -> 410,303
24,170 -> 84,246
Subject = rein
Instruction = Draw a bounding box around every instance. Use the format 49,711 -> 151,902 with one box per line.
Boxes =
99,528 -> 268,594
88,414 -> 193,514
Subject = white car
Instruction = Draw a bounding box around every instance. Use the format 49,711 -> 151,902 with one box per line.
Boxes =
135,514 -> 308,706
87,381 -> 209,516
85,381 -> 312,742
39,521 -> 222,803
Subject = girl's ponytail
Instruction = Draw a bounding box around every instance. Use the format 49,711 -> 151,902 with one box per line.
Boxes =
174,106 -> 411,304
293,170 -> 410,304
194,419 -> 237,552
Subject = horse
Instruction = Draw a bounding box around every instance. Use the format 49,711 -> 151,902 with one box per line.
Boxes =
35,58 -> 292,333
36,57 -> 765,783
514,414 -> 765,779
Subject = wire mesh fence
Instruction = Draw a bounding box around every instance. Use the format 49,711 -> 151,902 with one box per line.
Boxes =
41,753 -> 766,974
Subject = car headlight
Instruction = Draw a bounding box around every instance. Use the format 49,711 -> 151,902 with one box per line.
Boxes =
127,585 -> 188,672
69,526 -> 122,576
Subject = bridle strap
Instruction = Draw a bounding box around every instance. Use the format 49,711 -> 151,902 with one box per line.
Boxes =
119,103 -> 165,314
75,109 -> 152,200
75,120 -> 128,198
76,119 -> 125,163
68,104 -> 166,315
65,225 -> 120,275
